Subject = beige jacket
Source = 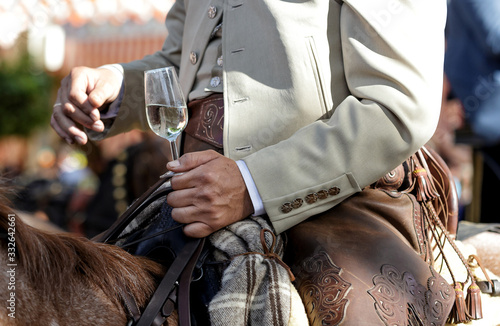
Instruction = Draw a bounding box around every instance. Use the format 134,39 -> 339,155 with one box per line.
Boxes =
99,0 -> 447,233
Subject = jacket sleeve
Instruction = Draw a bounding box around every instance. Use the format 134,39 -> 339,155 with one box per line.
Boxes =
242,0 -> 447,233
90,0 -> 186,140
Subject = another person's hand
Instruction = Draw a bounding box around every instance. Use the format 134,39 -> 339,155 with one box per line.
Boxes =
166,150 -> 254,238
51,66 -> 122,145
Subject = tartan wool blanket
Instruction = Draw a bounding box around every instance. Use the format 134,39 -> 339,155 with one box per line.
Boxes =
208,216 -> 294,325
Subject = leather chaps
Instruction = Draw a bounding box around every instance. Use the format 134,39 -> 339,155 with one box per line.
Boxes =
284,151 -> 456,326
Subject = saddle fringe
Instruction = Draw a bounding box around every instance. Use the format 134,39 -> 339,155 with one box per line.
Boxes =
410,147 -> 485,323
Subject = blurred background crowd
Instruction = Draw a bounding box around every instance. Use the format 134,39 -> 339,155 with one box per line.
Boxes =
0,0 -> 499,238
0,0 -> 174,236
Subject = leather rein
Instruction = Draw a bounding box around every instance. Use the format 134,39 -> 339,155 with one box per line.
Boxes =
93,172 -> 205,326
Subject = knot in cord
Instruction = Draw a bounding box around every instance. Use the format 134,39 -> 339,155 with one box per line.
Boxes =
235,229 -> 295,282
259,229 -> 295,282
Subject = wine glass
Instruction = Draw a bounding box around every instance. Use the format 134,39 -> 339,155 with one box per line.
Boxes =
144,67 -> 187,162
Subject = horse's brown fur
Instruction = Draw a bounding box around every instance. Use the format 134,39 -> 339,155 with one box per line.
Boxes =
0,185 -> 174,325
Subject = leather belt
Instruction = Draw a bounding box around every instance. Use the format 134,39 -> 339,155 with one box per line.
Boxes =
183,93 -> 224,154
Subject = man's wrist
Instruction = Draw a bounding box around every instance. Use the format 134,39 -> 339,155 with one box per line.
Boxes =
98,64 -> 124,81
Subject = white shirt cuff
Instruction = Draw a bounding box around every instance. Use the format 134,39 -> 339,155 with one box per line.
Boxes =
236,160 -> 266,216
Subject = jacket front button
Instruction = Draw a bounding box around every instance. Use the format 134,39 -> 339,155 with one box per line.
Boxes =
208,6 -> 217,19
190,51 -> 198,65
210,76 -> 221,87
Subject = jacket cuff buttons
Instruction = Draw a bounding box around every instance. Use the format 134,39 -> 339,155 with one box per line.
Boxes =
280,186 -> 341,214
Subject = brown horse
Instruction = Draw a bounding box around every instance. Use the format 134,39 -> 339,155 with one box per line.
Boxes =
0,187 -> 176,326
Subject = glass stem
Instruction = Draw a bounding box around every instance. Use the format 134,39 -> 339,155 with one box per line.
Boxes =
170,140 -> 179,161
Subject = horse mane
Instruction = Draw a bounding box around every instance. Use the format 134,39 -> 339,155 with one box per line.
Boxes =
0,182 -> 165,311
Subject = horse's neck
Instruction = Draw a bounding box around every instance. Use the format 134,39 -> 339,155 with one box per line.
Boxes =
1,217 -> 164,326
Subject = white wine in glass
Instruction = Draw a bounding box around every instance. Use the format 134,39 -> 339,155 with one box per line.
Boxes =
144,67 -> 187,161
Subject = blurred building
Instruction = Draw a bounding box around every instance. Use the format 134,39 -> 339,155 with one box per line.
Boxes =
0,1 -> 173,234
0,0 -> 173,75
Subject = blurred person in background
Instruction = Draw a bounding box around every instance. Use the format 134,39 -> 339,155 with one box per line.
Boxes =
80,131 -> 170,238
428,77 -> 473,220
445,0 -> 500,223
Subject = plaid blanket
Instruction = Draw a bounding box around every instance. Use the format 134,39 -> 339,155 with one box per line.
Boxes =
114,190 -> 300,325
208,216 -> 293,325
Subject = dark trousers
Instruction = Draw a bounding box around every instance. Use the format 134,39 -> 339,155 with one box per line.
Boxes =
476,143 -> 500,223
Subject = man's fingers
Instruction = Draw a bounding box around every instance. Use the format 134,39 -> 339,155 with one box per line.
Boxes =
170,205 -> 199,224
169,169 -> 202,190
167,187 -> 218,219
166,153 -> 251,237
66,67 -> 100,115
167,150 -> 221,173
51,66 -> 122,144
52,106 -> 85,143
170,206 -> 218,238
88,73 -> 121,109
182,223 -> 214,238
53,100 -> 102,143
68,67 -> 121,116
68,125 -> 89,144
166,187 -> 196,207
50,114 -> 73,144
60,102 -> 103,131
